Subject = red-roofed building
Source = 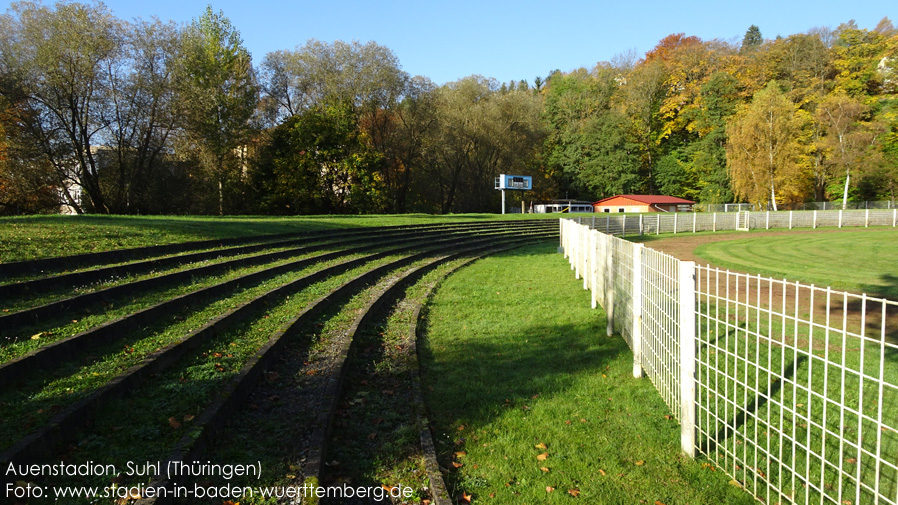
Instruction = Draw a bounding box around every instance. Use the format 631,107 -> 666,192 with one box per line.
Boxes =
592,195 -> 695,213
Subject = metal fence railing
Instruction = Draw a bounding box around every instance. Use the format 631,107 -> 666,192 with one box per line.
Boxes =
698,201 -> 898,212
571,209 -> 898,237
559,218 -> 898,504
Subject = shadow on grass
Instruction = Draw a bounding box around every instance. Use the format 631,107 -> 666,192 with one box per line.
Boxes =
418,320 -> 623,419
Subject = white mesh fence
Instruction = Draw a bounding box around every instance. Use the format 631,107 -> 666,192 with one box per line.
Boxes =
559,218 -> 898,504
569,209 -> 898,237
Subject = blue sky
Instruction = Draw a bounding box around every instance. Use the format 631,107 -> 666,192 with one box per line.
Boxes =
74,0 -> 896,86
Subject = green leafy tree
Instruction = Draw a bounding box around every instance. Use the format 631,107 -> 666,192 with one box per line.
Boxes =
175,5 -> 257,215
251,100 -> 384,214
741,25 -> 763,54
542,66 -> 621,199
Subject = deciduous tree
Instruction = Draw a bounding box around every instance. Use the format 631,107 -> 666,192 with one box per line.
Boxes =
726,82 -> 811,210
175,6 -> 257,215
0,0 -> 123,213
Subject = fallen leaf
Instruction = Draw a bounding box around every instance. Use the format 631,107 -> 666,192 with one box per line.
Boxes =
598,469 -> 606,476
655,501 -> 667,505
455,451 -> 467,458
565,420 -> 572,425
546,486 -> 554,493
569,488 -> 580,497
846,458 -> 857,464
459,492 -> 473,503
183,414 -> 194,422
457,425 -> 465,431
452,461 -> 463,468
540,467 -> 550,473
536,452 -> 548,461
30,332 -> 43,340
534,443 -> 547,450
728,479 -> 743,488
635,460 -> 645,466
168,417 -> 181,429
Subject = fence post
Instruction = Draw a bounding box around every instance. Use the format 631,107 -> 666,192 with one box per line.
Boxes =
713,212 -> 717,232
583,228 -> 593,289
639,214 -> 644,236
605,235 -> 614,337
657,214 -> 661,235
622,215 -> 627,238
678,260 -> 697,458
813,210 -> 817,229
766,211 -> 769,230
866,209 -> 870,227
693,212 -> 697,233
632,244 -> 644,378
606,214 -> 610,234
839,209 -> 843,228
559,218 -> 564,252
592,215 -> 596,228
591,231 -> 598,309
574,224 -> 580,279
789,211 -> 793,230
894,209 -> 897,227
674,213 -> 678,234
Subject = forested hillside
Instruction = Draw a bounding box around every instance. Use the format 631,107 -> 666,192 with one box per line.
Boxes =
1,2 -> 895,215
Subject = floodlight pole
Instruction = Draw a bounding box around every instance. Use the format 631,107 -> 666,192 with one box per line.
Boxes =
501,189 -> 506,215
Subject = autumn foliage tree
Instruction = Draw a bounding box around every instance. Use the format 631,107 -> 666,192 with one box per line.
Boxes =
726,82 -> 811,210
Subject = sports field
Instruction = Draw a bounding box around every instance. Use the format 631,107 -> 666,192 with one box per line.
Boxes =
637,227 -> 898,300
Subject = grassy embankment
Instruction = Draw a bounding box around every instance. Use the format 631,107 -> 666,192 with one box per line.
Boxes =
0,213 -> 557,263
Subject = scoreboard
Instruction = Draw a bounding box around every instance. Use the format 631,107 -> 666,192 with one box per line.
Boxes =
494,174 -> 532,190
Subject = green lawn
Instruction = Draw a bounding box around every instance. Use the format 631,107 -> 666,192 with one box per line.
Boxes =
420,242 -> 753,504
690,228 -> 898,299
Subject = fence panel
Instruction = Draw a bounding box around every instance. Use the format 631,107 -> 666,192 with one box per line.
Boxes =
695,266 -> 898,505
639,246 -> 682,416
611,237 -> 635,346
558,217 -> 898,505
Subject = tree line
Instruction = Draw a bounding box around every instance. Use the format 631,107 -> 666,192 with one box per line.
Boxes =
0,2 -> 896,215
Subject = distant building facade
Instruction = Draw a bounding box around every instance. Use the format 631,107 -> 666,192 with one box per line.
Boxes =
592,195 -> 695,213
533,200 -> 595,213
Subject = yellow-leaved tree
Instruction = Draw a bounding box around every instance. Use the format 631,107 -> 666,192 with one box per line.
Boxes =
726,82 -> 812,210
